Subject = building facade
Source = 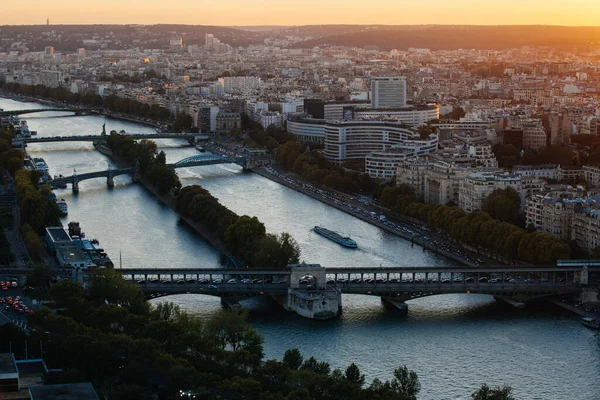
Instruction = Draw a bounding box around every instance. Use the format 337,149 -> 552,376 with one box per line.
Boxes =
371,76 -> 407,108
458,171 -> 523,213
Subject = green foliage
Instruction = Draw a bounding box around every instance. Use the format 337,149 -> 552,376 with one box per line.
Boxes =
386,194 -> 570,264
0,148 -> 24,176
278,139 -> 376,195
0,82 -> 171,120
253,233 -> 301,269
225,215 -> 266,264
492,144 -> 521,169
471,384 -> 515,400
521,146 -> 576,167
20,223 -> 45,262
177,185 -> 299,267
88,268 -> 149,315
16,275 -> 502,399
171,112 -> 193,132
106,134 -> 181,195
26,264 -> 54,289
283,348 -> 304,370
0,229 -> 14,264
390,365 -> 421,400
481,187 -> 521,226
345,363 -> 365,386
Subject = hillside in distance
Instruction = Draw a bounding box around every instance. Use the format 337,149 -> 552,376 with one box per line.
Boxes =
289,25 -> 600,50
0,24 -> 267,52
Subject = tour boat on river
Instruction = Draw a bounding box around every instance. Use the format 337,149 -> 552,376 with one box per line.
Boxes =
313,226 -> 357,248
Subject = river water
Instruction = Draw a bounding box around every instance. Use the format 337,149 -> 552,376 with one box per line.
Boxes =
4,98 -> 599,399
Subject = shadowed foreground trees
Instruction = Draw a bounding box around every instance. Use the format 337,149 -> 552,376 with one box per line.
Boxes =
472,384 -> 515,400
8,273 -> 519,399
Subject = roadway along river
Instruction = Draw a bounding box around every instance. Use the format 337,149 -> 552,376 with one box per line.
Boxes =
4,98 -> 599,399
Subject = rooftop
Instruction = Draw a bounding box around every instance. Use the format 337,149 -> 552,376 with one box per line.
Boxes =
45,227 -> 71,243
29,382 -> 99,400
0,353 -> 18,377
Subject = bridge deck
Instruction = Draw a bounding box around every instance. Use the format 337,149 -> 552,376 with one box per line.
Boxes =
116,265 -> 599,276
22,133 -> 198,143
135,280 -> 583,297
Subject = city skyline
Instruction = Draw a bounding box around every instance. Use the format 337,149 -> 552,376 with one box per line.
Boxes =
2,0 -> 600,26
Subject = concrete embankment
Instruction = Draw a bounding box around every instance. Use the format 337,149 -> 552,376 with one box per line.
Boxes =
94,143 -> 227,254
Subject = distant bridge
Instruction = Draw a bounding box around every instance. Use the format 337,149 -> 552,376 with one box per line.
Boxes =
0,107 -> 103,117
18,133 -> 207,144
50,153 -> 247,191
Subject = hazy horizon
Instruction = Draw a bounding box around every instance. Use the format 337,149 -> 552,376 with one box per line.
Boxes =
2,0 -> 600,26
2,23 -> 600,28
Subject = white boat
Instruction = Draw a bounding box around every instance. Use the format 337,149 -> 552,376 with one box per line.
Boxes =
195,144 -> 206,152
56,199 -> 68,216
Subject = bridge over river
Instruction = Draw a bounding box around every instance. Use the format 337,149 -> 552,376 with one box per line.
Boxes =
16,132 -> 207,145
1,263 -> 597,319
50,153 -> 248,192
115,263 -> 599,319
0,107 -> 103,117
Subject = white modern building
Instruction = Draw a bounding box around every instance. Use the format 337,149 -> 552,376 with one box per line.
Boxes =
287,118 -> 326,144
371,76 -> 407,108
322,120 -> 435,162
354,104 -> 439,126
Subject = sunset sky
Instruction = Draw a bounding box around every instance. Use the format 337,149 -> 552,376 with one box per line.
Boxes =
2,0 -> 600,26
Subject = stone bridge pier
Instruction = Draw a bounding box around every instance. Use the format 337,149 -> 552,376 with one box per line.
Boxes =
106,169 -> 114,187
274,263 -> 342,320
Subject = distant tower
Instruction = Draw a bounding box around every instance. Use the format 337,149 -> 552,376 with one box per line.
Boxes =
47,17 -> 49,26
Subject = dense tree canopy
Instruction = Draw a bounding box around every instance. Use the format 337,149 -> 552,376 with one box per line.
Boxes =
0,82 -> 172,121
481,187 -> 522,226
176,185 -> 300,268
0,273 -> 462,399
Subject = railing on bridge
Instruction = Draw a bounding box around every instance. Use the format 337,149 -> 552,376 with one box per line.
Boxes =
50,153 -> 245,190
169,153 -> 240,168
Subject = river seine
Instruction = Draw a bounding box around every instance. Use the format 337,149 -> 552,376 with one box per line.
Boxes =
3,98 -> 599,399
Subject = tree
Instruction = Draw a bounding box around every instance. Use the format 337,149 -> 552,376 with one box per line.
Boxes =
344,363 -> 365,386
390,365 -> 421,400
482,187 -> 521,226
206,310 -> 264,368
88,268 -> 149,315
224,215 -> 266,264
283,348 -> 303,370
48,279 -> 85,308
26,264 -> 55,289
253,232 -> 300,269
471,384 -> 515,400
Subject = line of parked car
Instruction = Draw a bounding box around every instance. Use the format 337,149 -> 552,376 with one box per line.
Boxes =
325,275 -> 560,285
0,280 -> 18,291
1,296 -> 32,315
135,278 -> 287,287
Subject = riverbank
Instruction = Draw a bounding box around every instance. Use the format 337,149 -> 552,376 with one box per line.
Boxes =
94,143 -> 228,255
0,92 -> 163,129
252,167 -> 502,267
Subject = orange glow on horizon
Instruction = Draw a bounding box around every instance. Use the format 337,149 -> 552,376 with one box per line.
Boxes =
2,0 -> 600,26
